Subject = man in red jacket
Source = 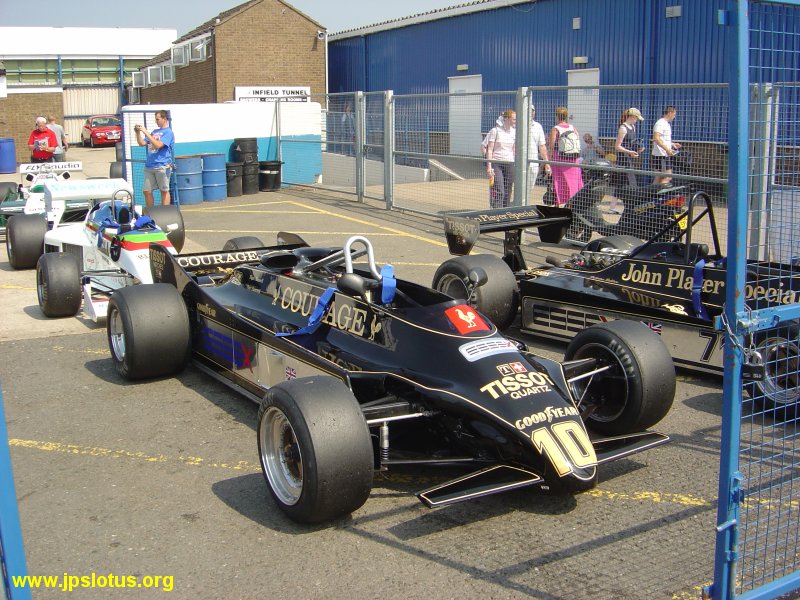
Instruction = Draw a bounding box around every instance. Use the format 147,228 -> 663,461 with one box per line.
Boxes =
28,116 -> 58,163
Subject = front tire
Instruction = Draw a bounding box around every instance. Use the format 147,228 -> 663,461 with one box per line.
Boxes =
565,320 -> 675,435
146,205 -> 185,253
106,284 -> 191,380
257,377 -> 373,524
7,214 -> 47,270
432,254 -> 518,330
223,236 -> 265,251
37,253 -> 82,317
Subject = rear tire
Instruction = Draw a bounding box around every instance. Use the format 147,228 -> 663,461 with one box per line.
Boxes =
109,161 -> 124,179
146,205 -> 185,253
7,214 -> 47,270
37,253 -> 82,317
223,236 -> 265,251
106,284 -> 191,380
257,376 -> 374,524
565,320 -> 675,435
432,254 -> 518,330
751,326 -> 800,418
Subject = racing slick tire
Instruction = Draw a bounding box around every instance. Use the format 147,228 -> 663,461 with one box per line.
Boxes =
145,205 -> 185,253
432,254 -> 518,330
106,284 -> 191,381
564,320 -> 675,436
749,325 -> 800,418
223,236 -> 265,251
109,161 -> 124,179
257,376 -> 373,524
6,214 -> 47,270
37,252 -> 82,318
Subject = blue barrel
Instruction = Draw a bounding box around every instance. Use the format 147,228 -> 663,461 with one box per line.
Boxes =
201,153 -> 227,202
0,138 -> 16,174
174,155 -> 203,205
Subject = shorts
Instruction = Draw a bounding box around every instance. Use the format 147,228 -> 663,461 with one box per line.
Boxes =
143,166 -> 171,192
653,155 -> 673,171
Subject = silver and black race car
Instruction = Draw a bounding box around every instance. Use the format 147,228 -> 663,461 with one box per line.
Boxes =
105,233 -> 675,524
433,195 -> 800,412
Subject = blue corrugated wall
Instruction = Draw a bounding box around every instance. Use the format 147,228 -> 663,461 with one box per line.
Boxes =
329,0 -> 739,93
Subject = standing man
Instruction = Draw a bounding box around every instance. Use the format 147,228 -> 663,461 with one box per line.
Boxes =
47,115 -> 69,163
651,106 -> 681,184
27,116 -> 58,163
527,105 -> 550,197
135,110 -> 174,207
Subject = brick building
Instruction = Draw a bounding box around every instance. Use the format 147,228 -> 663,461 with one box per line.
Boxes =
137,0 -> 326,105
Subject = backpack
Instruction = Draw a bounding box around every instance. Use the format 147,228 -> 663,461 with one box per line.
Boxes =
557,126 -> 581,157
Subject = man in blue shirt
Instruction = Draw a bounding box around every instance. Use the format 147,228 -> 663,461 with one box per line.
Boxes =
135,110 -> 174,207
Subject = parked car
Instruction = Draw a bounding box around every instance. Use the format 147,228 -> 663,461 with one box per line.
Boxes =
81,115 -> 121,148
106,233 -> 674,524
432,198 -> 800,414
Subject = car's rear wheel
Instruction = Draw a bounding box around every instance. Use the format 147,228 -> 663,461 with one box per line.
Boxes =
106,284 -> 191,380
750,326 -> 800,418
257,376 -> 373,524
565,320 -> 675,435
7,214 -> 47,270
432,254 -> 518,330
223,236 -> 265,251
37,252 -> 82,317
146,205 -> 185,253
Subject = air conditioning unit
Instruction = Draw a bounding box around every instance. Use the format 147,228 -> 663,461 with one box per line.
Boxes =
132,71 -> 145,88
162,64 -> 175,83
146,66 -> 163,85
189,37 -> 210,62
171,45 -> 187,66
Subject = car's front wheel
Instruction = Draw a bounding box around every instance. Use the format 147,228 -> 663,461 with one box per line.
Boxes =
565,320 -> 675,435
7,214 -> 47,270
106,284 -> 191,380
257,376 -> 373,524
432,254 -> 518,330
37,252 -> 82,317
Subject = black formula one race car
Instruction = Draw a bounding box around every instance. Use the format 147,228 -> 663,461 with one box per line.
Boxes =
433,196 -> 800,413
106,233 -> 675,524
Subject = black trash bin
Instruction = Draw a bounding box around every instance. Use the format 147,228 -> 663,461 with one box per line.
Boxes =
242,163 -> 259,195
258,160 -> 283,192
226,162 -> 243,198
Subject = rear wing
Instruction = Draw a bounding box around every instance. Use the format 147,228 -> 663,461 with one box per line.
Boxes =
443,205 -> 572,259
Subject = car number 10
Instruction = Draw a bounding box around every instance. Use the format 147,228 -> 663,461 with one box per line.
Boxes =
531,422 -> 597,477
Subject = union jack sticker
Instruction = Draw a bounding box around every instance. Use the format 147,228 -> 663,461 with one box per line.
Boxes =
285,366 -> 297,380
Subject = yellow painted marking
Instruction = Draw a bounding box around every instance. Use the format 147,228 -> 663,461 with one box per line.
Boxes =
9,439 -> 261,472
585,488 -> 711,507
189,230 -> 399,236
0,285 -> 35,291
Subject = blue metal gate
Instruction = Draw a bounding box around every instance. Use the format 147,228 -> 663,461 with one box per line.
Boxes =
707,2 -> 800,599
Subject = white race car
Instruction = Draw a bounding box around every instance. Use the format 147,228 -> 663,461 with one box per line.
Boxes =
1,162 -> 89,245
8,178 -> 185,321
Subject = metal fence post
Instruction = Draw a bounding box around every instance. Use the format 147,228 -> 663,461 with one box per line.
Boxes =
275,100 -> 282,162
355,91 -> 365,202
515,87 -> 530,207
384,90 -> 395,210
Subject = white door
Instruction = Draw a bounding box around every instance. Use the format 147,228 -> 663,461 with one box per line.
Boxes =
448,75 -> 482,156
567,68 -> 600,143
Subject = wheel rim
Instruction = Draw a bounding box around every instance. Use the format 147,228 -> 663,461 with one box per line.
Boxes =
436,273 -> 470,303
569,342 -> 629,423
756,336 -> 800,405
108,306 -> 126,362
259,406 -> 303,506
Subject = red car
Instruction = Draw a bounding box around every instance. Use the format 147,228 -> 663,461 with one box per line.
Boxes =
81,115 -> 121,147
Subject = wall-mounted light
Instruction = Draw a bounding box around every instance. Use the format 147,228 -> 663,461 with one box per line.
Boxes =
316,30 -> 327,40
572,56 -> 589,65
456,64 -> 469,71
572,17 -> 581,30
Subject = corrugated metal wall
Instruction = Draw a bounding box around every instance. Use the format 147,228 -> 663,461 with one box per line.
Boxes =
328,0 -> 736,94
63,86 -> 122,140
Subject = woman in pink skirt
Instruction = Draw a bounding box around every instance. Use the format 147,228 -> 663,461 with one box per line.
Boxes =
547,106 -> 584,206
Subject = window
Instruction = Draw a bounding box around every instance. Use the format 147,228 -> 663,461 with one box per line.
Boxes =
188,37 -> 210,62
146,66 -> 162,85
171,45 -> 187,66
132,71 -> 145,88
162,64 -> 175,83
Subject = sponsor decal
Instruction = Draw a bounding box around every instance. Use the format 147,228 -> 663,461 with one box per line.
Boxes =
480,371 -> 555,400
473,208 -> 543,223
197,303 -> 216,318
178,251 -> 262,269
514,406 -> 580,430
645,322 -> 662,335
445,305 -> 489,335
662,303 -> 688,315
444,217 -> 479,239
497,362 -> 527,376
285,367 -> 297,380
458,338 -> 517,362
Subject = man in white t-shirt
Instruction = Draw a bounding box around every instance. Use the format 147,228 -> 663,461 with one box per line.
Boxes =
651,106 -> 681,184
527,105 -> 550,196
